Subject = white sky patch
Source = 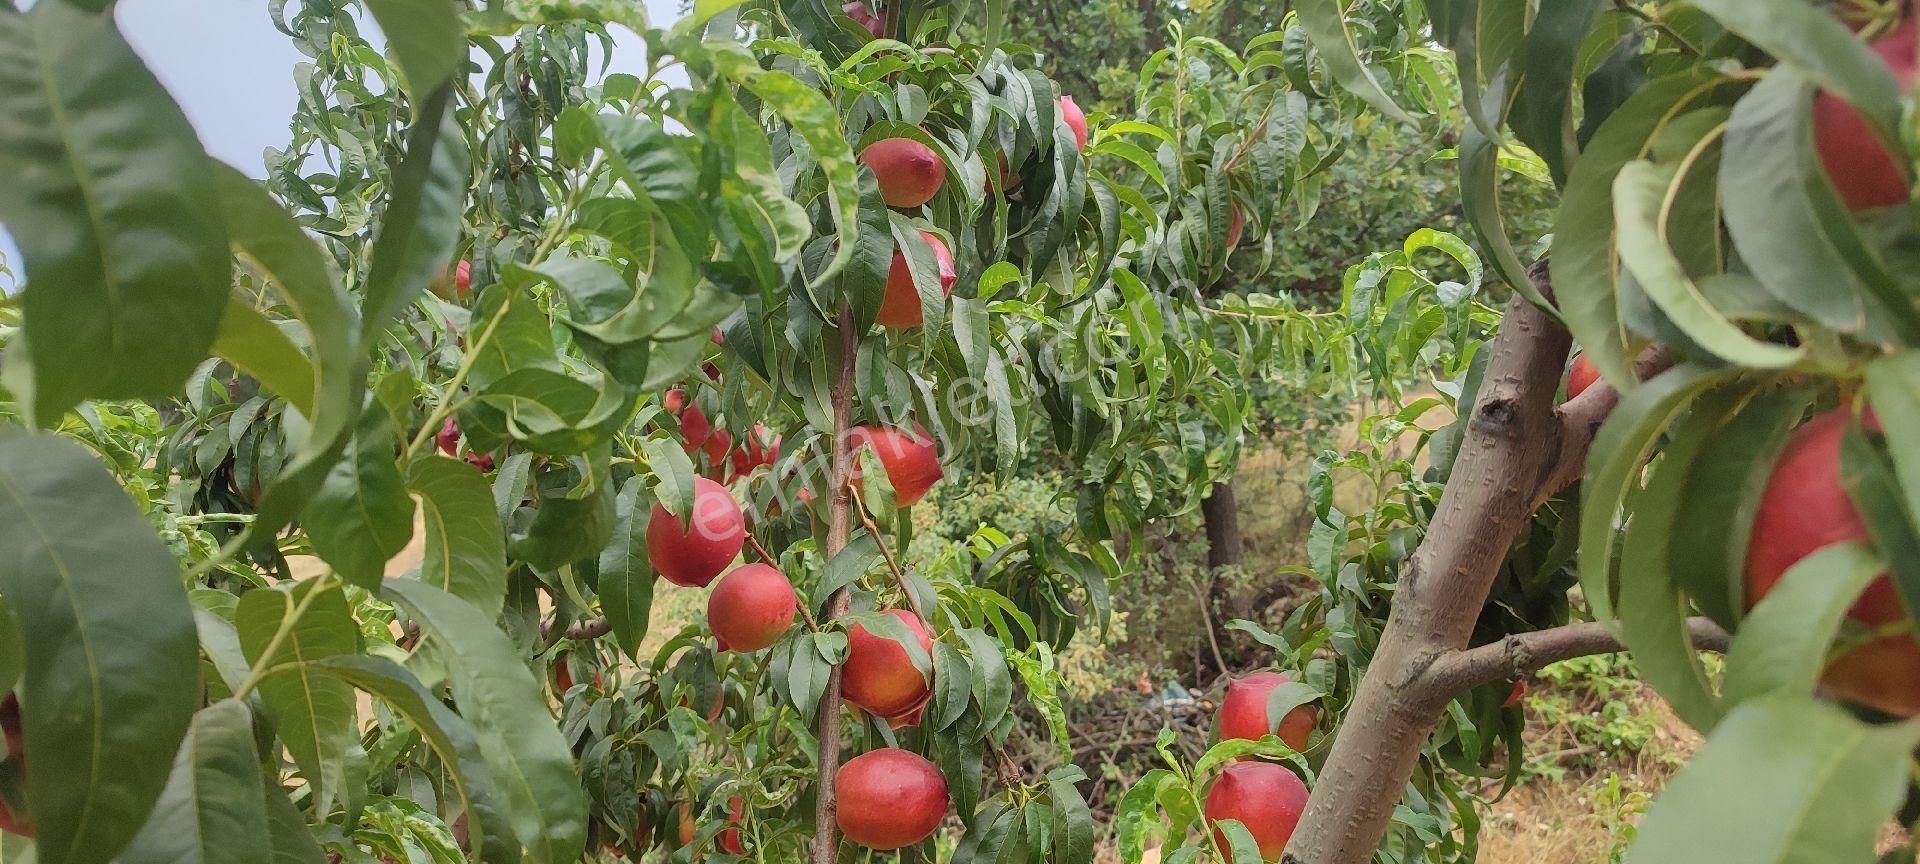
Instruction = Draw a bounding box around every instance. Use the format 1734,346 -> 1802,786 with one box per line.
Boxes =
0,0 -> 688,293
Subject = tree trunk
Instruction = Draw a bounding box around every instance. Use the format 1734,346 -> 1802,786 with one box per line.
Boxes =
1281,264 -> 1682,862
1202,481 -> 1244,571
1203,480 -> 1256,629
1283,267 -> 1572,863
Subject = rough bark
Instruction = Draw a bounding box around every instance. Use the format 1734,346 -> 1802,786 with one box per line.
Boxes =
810,312 -> 860,864
1284,266 -> 1573,863
1203,481 -> 1245,571
1423,618 -> 1729,698
1203,481 -> 1254,626
1282,264 -> 1691,862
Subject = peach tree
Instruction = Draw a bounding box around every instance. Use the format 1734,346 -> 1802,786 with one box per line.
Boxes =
1131,0 -> 1920,862
0,0 -> 1382,862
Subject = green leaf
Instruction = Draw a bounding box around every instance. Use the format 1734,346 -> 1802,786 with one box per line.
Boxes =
0,434 -> 198,864
691,0 -> 746,27
710,47 -> 858,290
1459,126 -> 1550,311
192,609 -> 249,696
857,609 -> 933,678
953,799 -> 1013,864
1295,0 -> 1416,124
1115,769 -> 1178,861
363,0 -> 465,97
1865,355 -> 1920,547
1687,0 -> 1903,132
383,579 -> 587,864
931,641 -> 974,732
535,255 -> 691,346
1616,389 -> 1744,730
1511,0 -> 1605,184
237,580 -> 362,818
1612,160 -> 1802,369
1580,364 -> 1745,619
118,700 -> 271,864
1839,422 -> 1920,628
1046,767 -> 1094,864
889,217 -> 948,333
1214,820 -> 1265,864
304,407 -> 416,590
1624,695 -> 1920,864
359,86 -> 468,342
0,1 -> 230,426
581,115 -> 706,261
813,533 -> 880,614
509,460 -> 617,571
1723,543 -> 1883,709
597,478 -> 657,660
1668,384 -> 1815,628
304,655 -> 517,864
951,297 -> 991,377
212,298 -> 317,417
772,631 -> 831,725
1721,69 -> 1869,333
836,172 -> 893,329
1552,67 -> 1739,391
0,597 -> 19,698
475,367 -> 631,457
958,626 -> 1013,735
262,783 -> 327,864
466,281 -> 558,392
211,166 -> 365,540
408,457 -> 508,615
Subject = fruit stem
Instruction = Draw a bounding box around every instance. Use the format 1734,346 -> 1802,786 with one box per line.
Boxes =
810,307 -> 860,864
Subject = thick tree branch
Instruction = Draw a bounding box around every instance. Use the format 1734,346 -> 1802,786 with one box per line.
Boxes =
1420,618 -> 1729,700
1285,263 -> 1575,863
557,617 -> 613,641
1533,346 -> 1675,507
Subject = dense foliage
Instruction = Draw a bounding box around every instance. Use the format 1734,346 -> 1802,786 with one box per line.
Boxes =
2,0 -> 1920,863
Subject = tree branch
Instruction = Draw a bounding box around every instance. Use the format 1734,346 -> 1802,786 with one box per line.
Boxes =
811,309 -> 860,864
562,617 -> 613,641
1533,346 -> 1675,508
1285,262 -> 1574,863
538,616 -> 613,643
1419,618 -> 1729,699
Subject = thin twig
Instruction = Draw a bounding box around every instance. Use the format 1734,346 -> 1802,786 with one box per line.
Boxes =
847,476 -> 928,624
744,531 -> 777,566
404,298 -> 514,460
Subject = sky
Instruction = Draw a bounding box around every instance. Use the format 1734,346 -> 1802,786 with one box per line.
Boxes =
0,0 -> 685,290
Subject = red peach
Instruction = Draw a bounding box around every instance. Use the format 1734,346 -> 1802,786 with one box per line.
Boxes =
648,477 -> 745,588
876,232 -> 957,329
835,748 -> 949,850
841,609 -> 934,718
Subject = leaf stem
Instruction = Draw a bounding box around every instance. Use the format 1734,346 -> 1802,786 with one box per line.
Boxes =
232,573 -> 338,701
